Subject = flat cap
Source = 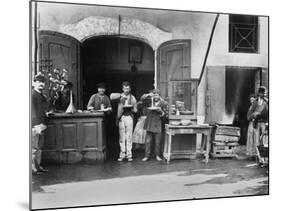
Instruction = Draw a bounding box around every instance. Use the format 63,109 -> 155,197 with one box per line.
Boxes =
34,74 -> 46,82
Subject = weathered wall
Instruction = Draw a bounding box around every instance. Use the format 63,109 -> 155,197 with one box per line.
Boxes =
207,15 -> 269,68
37,3 -> 268,73
36,2 -> 269,121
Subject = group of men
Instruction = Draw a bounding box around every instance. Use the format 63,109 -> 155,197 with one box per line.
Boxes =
31,73 -> 270,171
86,81 -> 167,162
32,75 -> 167,174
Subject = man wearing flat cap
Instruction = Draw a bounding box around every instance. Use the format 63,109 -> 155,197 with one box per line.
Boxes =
141,89 -> 167,161
87,83 -> 112,113
31,74 -> 50,174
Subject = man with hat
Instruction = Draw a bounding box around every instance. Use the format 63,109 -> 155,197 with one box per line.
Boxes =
31,74 -> 51,174
141,89 -> 167,161
249,86 -> 268,147
87,83 -> 112,113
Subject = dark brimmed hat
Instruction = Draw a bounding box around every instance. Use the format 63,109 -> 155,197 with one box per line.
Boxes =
258,86 -> 266,94
34,74 -> 46,82
122,81 -> 131,87
97,83 -> 106,89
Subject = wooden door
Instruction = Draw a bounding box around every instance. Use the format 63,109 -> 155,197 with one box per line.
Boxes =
157,40 -> 191,99
39,30 -> 81,108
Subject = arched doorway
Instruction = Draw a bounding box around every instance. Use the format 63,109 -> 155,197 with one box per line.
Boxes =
81,36 -> 155,159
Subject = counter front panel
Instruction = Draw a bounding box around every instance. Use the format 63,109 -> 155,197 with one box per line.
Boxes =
42,112 -> 106,164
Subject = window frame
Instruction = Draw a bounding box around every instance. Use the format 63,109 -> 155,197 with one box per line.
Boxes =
229,15 -> 259,53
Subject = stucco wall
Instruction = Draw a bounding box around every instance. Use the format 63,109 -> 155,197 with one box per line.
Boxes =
37,3 -> 268,75
35,2 -> 269,120
207,15 -> 268,68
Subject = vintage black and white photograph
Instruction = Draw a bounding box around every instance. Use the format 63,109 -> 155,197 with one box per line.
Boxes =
30,0 -> 269,210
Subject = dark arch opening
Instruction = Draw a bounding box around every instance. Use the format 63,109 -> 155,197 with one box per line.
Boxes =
81,36 -> 155,159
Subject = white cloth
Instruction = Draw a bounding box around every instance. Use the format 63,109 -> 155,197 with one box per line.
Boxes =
119,115 -> 133,159
132,116 -> 147,144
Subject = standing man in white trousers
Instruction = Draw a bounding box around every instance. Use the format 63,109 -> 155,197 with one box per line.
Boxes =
116,81 -> 137,161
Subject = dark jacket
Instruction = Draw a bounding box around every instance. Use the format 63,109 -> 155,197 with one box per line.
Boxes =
247,98 -> 268,122
143,99 -> 167,133
32,89 -> 49,127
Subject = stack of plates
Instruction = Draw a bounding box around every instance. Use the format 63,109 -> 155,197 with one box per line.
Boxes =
123,105 -> 133,108
147,107 -> 159,110
180,120 -> 192,126
170,121 -> 181,126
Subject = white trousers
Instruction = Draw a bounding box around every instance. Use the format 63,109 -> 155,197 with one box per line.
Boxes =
119,115 -> 133,159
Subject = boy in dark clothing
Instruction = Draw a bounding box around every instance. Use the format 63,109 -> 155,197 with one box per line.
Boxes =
142,89 -> 167,161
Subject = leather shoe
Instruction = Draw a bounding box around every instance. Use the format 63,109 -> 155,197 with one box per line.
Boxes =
38,166 -> 49,172
142,157 -> 149,162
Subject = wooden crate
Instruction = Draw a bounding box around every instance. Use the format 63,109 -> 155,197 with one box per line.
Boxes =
211,144 -> 237,158
215,126 -> 240,137
211,126 -> 240,158
214,134 -> 239,142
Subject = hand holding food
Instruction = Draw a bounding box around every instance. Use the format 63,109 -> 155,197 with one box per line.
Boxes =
87,106 -> 94,111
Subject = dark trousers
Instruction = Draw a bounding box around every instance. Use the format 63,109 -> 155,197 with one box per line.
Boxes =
145,131 -> 162,157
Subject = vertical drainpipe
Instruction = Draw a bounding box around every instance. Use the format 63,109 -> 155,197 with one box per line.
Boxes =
33,1 -> 38,75
154,49 -> 157,89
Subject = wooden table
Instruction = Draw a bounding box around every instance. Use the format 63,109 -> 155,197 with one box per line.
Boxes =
163,124 -> 213,163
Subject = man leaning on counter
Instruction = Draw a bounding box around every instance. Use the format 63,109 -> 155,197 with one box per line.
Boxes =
87,83 -> 112,113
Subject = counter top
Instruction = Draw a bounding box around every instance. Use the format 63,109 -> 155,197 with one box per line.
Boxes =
165,124 -> 213,129
47,111 -> 105,118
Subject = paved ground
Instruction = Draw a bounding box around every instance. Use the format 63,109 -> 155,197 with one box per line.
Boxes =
32,153 -> 269,210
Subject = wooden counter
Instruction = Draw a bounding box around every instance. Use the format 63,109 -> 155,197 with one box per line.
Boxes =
42,112 -> 106,164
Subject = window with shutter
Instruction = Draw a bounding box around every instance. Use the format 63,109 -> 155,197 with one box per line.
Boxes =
229,15 -> 259,53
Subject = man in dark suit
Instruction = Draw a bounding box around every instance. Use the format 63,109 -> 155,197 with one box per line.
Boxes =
31,74 -> 50,174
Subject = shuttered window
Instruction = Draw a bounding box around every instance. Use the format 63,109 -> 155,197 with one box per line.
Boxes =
229,15 -> 259,53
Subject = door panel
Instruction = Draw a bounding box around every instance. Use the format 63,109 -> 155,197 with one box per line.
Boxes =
157,40 -> 191,99
39,31 -> 81,108
61,123 -> 77,149
82,122 -> 98,149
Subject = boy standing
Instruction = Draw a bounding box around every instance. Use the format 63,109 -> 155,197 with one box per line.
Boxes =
116,81 -> 137,161
142,89 -> 167,161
